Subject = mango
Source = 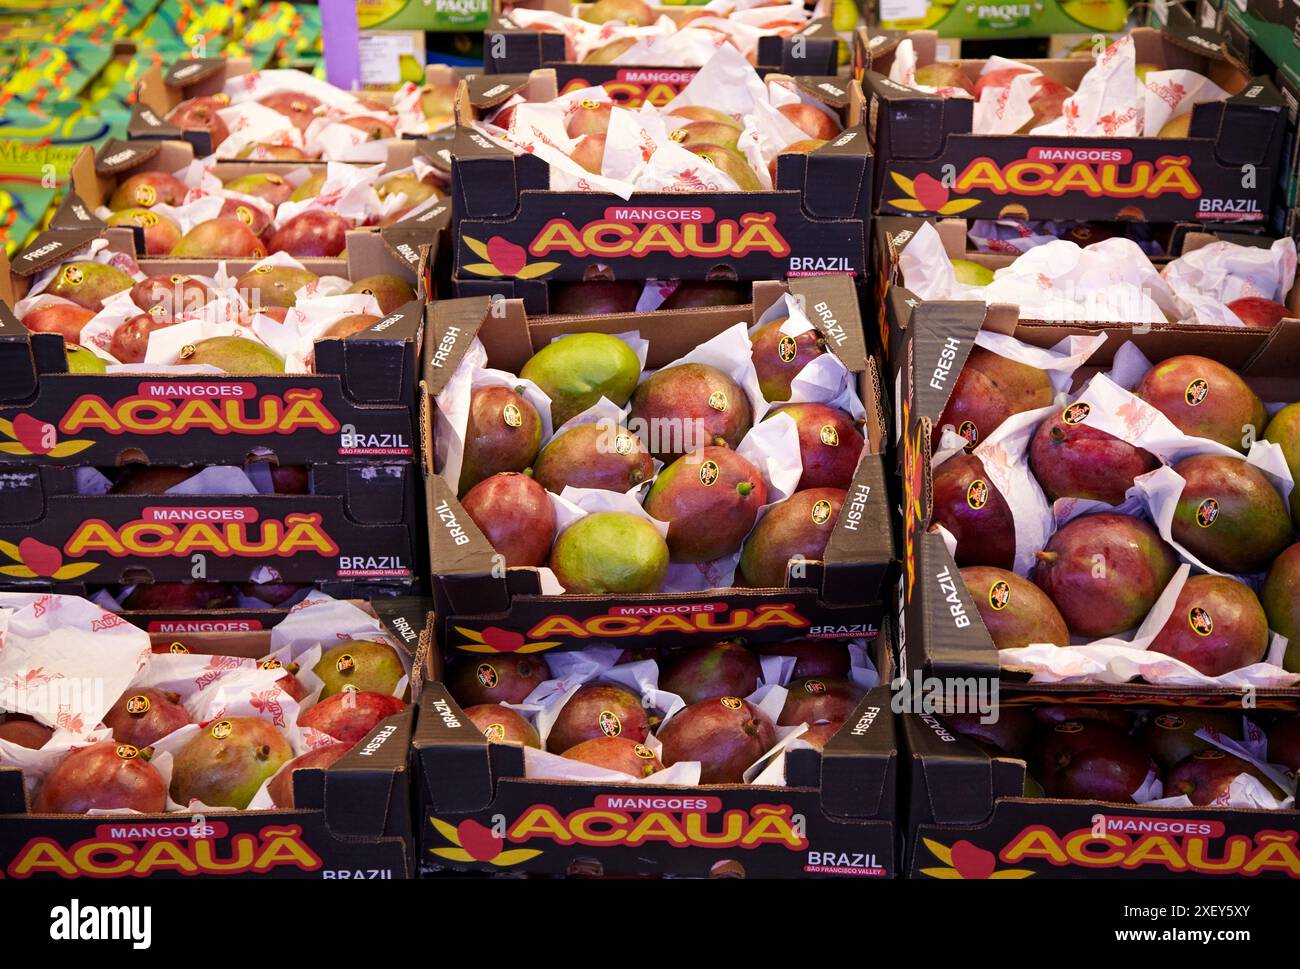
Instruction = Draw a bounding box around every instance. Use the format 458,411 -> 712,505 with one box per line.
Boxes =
549,512 -> 669,594
345,274 -> 416,314
935,347 -> 1053,451
659,640 -> 761,704
458,385 -> 543,494
750,317 -> 826,402
930,454 -> 1016,569
546,683 -> 649,753
1170,454 -> 1291,574
45,261 -> 134,312
461,472 -> 556,567
629,362 -> 752,462
643,446 -> 767,562
1029,404 -> 1159,504
961,565 -> 1070,648
1033,513 -> 1177,638
236,266 -> 319,309
1135,355 -> 1266,453
1148,574 -> 1269,676
179,336 -> 284,374
766,402 -> 863,490
170,717 -> 292,810
739,487 -> 844,588
1261,543 -> 1300,671
520,332 -> 642,427
1263,402 -> 1300,526
657,696 -> 776,784
531,421 -> 654,494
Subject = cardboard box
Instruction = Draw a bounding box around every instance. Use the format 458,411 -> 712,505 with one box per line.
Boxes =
0,229 -> 428,467
1196,0 -> 1224,32
129,56 -> 462,157
424,275 -> 894,654
1227,0 -> 1300,75
902,705 -> 1300,879
856,16 -> 1287,224
412,616 -> 900,878
0,595 -> 425,880
877,216 -> 1300,706
0,460 -> 422,588
876,0 -> 1133,40
69,136 -> 451,267
484,2 -> 841,99
449,71 -> 872,313
1271,60 -> 1299,236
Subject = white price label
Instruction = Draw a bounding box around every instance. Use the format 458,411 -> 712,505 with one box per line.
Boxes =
358,34 -> 412,87
880,0 -> 931,22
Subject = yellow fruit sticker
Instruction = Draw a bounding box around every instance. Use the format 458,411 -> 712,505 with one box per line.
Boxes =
669,128 -> 688,143
1062,402 -> 1090,425
957,420 -> 978,447
168,642 -> 189,654
135,184 -> 156,207
483,722 -> 506,742
720,696 -> 743,710
125,695 -> 151,715
614,433 -> 634,455
1196,498 -> 1219,527
476,663 -> 498,688
115,744 -> 141,760
819,424 -> 840,447
1055,722 -> 1083,734
210,720 -> 234,740
599,710 -> 622,737
260,659 -> 284,671
1155,713 -> 1185,730
1189,607 -> 1214,637
135,211 -> 157,227
966,479 -> 989,510
708,391 -> 728,412
235,206 -> 255,226
336,654 -> 355,674
633,743 -> 655,759
778,335 -> 798,363
1196,749 -> 1225,760
1185,378 -> 1209,407
502,403 -> 523,428
699,460 -> 720,486
803,679 -> 826,695
988,580 -> 1010,611
62,265 -> 84,286
811,498 -> 833,525
255,264 -> 274,274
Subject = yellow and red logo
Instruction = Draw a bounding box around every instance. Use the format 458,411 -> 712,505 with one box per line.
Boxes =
57,387 -> 341,438
463,211 -> 791,278
429,800 -> 809,866
0,414 -> 93,459
887,152 -> 1201,215
7,824 -> 322,878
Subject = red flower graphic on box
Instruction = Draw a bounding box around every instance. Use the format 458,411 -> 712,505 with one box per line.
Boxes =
920,838 -> 1034,879
0,413 -> 93,459
461,235 -> 560,279
453,625 -> 561,654
0,538 -> 98,581
886,172 -> 981,215
428,816 -> 541,867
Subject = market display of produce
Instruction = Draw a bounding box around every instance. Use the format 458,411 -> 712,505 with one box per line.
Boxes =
2,0 -> 1300,902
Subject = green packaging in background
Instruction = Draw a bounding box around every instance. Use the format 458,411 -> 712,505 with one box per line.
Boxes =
877,0 -> 1132,39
